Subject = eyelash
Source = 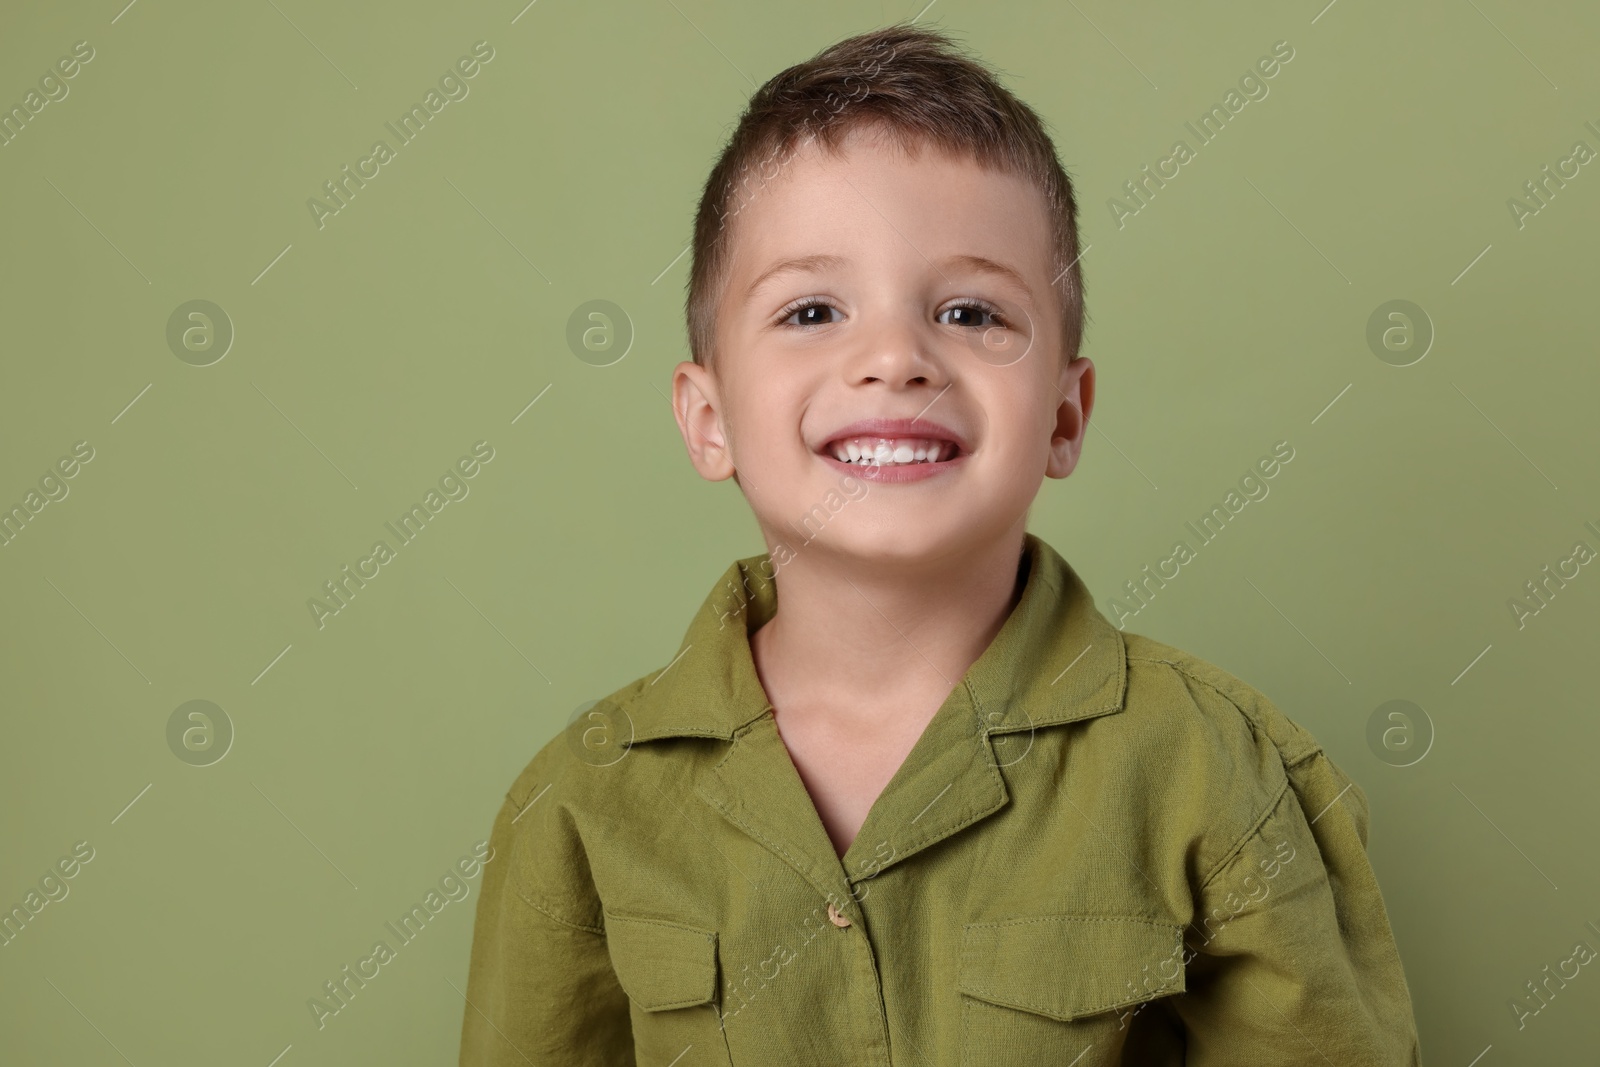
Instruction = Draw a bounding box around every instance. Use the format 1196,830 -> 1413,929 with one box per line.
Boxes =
775,297 -> 1010,331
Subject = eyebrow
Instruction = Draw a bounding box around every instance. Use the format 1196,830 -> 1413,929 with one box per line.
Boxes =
742,252 -> 1036,307
742,254 -> 848,304
940,254 -> 1034,300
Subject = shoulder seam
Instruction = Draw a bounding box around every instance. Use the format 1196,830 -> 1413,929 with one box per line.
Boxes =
1125,652 -> 1321,763
1199,777 -> 1291,890
1126,653 -> 1313,888
496,788 -> 606,935
514,884 -> 607,935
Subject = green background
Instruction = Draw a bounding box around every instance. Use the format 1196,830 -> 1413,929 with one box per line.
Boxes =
2,0 -> 1597,1062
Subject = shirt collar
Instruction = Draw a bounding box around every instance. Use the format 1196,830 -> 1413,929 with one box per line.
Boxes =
619,533 -> 1127,744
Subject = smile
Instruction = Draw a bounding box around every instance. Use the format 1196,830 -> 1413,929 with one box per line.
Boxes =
825,436 -> 960,466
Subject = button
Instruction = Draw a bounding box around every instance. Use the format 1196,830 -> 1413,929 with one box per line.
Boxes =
827,902 -> 852,928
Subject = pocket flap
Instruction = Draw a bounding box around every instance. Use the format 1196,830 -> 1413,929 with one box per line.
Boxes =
603,912 -> 719,1012
959,915 -> 1185,1021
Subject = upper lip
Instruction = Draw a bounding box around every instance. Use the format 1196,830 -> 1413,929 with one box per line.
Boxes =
816,417 -> 970,455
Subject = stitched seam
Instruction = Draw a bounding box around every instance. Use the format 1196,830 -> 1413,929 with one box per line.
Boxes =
1126,653 -> 1319,758
604,913 -> 717,1009
604,912 -> 718,941
703,720 -> 819,880
874,797 -> 1003,871
628,727 -> 729,742
1125,652 -> 1313,884
501,788 -> 606,933
630,994 -> 708,1011
713,717 -> 1003,884
512,884 -> 606,935
1190,781 -> 1331,929
704,786 -> 813,880
880,677 -> 1006,861
614,668 -> 740,742
1284,745 -> 1322,769
961,922 -> 1182,1018
1198,776 -> 1291,890
973,565 -> 1126,733
964,978 -> 1179,1019
965,915 -> 1178,931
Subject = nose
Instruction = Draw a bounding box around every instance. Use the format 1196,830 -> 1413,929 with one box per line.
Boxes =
849,313 -> 950,390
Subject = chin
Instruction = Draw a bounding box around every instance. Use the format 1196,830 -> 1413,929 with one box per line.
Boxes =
782,521 -> 976,568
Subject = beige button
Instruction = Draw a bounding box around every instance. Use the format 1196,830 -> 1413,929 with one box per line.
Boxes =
827,902 -> 851,928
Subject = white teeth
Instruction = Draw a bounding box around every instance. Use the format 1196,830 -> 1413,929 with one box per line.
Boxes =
825,436 -> 955,466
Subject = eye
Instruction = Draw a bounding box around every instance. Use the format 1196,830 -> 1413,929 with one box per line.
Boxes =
777,298 -> 842,330
938,299 -> 1008,330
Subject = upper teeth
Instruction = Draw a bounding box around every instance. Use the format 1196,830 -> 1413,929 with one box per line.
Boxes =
828,437 -> 954,465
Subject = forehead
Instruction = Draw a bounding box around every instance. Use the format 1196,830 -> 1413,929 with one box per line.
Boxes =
721,128 -> 1055,298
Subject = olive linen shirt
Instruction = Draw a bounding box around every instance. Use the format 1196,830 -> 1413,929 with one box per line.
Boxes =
459,533 -> 1423,1066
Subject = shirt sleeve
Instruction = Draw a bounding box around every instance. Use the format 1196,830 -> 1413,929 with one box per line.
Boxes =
1169,747 -> 1423,1066
458,762 -> 633,1066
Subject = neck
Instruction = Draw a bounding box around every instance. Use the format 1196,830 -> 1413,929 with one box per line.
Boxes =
748,523 -> 1031,722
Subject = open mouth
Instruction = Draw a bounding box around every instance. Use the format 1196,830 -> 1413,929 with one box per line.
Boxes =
821,436 -> 962,467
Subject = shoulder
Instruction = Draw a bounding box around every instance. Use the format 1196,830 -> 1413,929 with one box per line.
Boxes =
497,670 -> 659,812
483,671 -> 661,928
1120,630 -> 1323,767
1113,630 -> 1335,882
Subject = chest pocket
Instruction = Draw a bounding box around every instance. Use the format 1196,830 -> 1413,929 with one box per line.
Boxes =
958,914 -> 1185,1067
604,911 -> 734,1067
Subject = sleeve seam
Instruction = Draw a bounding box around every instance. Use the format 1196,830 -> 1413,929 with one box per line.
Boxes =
1125,654 -> 1305,889
1199,776 -> 1291,891
1126,653 -> 1321,764
497,786 -> 606,936
510,882 -> 607,935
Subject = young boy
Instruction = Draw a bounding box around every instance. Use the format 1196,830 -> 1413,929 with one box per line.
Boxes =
460,23 -> 1422,1066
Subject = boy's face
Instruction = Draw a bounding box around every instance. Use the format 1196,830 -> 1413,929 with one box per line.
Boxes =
672,126 -> 1094,567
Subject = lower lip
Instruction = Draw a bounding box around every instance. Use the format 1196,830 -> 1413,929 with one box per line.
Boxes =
817,451 -> 967,482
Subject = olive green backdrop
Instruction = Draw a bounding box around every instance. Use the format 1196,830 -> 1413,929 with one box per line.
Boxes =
2,0 -> 1596,1063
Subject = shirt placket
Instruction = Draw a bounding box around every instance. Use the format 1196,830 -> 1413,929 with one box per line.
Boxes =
696,711 -> 896,1063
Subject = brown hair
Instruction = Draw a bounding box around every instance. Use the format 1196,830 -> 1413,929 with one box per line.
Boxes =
685,21 -> 1087,370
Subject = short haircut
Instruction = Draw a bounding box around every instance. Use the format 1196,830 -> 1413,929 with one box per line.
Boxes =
685,21 -> 1087,371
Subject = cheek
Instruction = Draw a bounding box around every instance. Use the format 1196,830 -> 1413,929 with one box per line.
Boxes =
722,396 -> 804,480
978,374 -> 1056,454
976,389 -> 1061,502
730,375 -> 812,456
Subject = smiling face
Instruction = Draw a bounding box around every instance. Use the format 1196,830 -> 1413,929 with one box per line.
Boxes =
672,125 -> 1095,568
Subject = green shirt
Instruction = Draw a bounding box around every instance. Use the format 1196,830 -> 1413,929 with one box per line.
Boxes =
459,533 -> 1422,1065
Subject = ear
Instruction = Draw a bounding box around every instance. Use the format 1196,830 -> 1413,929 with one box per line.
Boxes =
1045,355 -> 1095,480
671,360 -> 737,481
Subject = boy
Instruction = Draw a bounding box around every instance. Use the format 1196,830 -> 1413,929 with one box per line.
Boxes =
460,22 -> 1422,1066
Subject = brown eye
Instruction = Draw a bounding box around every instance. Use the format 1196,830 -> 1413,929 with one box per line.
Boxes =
781,301 -> 841,328
938,301 -> 1005,329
